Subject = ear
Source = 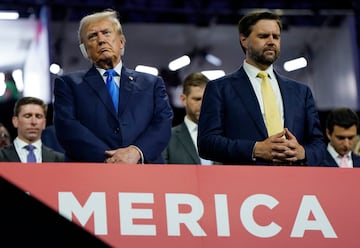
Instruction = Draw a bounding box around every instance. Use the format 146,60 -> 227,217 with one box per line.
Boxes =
12,116 -> 18,129
79,43 -> 89,59
326,129 -> 331,140
239,34 -> 247,49
180,93 -> 187,107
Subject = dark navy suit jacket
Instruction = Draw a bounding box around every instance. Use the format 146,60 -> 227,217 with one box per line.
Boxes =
321,151 -> 360,168
198,67 -> 326,165
53,65 -> 173,163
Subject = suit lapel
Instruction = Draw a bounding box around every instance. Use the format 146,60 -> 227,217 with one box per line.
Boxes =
351,153 -> 360,167
118,67 -> 135,116
42,146 -> 52,162
175,123 -> 201,164
231,68 -> 268,137
6,144 -> 21,162
324,151 -> 338,167
84,66 -> 118,119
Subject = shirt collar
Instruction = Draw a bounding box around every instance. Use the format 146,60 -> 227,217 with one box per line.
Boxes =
184,116 -> 197,133
327,143 -> 351,159
243,60 -> 274,80
97,61 -> 123,77
14,137 -> 42,150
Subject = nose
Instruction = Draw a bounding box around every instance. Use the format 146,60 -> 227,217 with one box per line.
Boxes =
29,116 -> 39,125
343,138 -> 351,149
97,33 -> 106,44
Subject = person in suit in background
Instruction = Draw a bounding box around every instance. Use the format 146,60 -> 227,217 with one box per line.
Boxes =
198,11 -> 325,165
0,122 -> 11,148
163,72 -> 215,165
321,108 -> 360,168
53,9 -> 173,163
0,97 -> 64,163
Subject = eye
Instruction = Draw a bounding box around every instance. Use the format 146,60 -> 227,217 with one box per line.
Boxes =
87,33 -> 97,41
103,30 -> 112,36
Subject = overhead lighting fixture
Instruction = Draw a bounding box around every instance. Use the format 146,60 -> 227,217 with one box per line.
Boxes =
205,54 -> 222,66
201,70 -> 225,80
135,65 -> 159,76
0,72 -> 5,96
0,11 -> 19,20
12,69 -> 24,92
50,63 -> 62,75
283,57 -> 308,72
168,55 -> 191,71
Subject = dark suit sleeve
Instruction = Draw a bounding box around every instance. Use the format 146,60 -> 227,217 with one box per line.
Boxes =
130,76 -> 173,163
298,87 -> 326,166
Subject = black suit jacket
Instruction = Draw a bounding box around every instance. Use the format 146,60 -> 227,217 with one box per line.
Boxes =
0,143 -> 64,162
163,122 -> 201,164
321,150 -> 360,168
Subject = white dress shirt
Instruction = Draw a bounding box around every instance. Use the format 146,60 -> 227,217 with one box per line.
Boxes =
243,60 -> 284,126
327,143 -> 353,168
13,137 -> 42,163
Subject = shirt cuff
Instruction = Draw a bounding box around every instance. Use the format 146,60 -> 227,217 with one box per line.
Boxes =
251,142 -> 257,161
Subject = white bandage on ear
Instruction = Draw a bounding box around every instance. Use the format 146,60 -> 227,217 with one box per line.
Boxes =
79,43 -> 89,59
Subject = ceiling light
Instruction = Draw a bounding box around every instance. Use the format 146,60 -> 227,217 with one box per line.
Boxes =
205,54 -> 222,66
0,72 -> 5,96
201,70 -> 225,80
0,11 -> 19,20
168,55 -> 191,71
135,65 -> 159,76
12,69 -> 23,92
50,63 -> 62,75
283,57 -> 308,72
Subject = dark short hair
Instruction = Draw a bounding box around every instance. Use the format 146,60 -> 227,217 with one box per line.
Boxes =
326,108 -> 359,134
182,72 -> 209,96
13,97 -> 48,117
238,11 -> 282,53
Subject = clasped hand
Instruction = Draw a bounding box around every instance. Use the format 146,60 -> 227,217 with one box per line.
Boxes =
254,128 -> 305,164
104,146 -> 141,164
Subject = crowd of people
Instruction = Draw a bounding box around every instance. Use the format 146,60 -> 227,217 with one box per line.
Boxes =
0,9 -> 359,168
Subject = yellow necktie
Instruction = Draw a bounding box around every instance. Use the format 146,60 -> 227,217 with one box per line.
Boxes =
257,71 -> 283,136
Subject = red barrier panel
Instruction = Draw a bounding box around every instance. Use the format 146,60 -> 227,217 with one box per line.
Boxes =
1,163 -> 359,247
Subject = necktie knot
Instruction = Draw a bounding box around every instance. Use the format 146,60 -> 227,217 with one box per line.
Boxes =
104,69 -> 119,113
25,144 -> 36,163
257,71 -> 269,80
104,69 -> 117,78
25,144 -> 35,151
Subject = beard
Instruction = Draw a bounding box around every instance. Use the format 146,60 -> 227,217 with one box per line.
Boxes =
248,46 -> 279,66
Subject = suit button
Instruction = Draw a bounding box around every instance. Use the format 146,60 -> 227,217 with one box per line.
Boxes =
114,128 -> 120,134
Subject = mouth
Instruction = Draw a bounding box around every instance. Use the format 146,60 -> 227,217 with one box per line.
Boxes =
99,48 -> 111,54
264,49 -> 275,55
27,128 -> 39,133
